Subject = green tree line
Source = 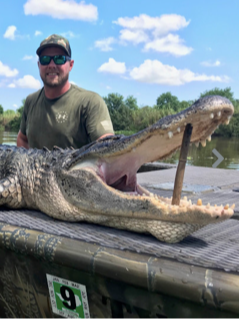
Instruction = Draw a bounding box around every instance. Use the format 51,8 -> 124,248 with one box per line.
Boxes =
1,87 -> 239,137
103,87 -> 239,137
0,100 -> 25,132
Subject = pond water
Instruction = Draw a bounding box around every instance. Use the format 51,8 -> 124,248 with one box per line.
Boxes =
2,131 -> 239,170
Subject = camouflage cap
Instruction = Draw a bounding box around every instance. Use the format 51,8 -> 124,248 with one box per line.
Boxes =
36,34 -> 71,57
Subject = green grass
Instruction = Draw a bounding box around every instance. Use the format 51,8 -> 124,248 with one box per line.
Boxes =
115,130 -> 136,136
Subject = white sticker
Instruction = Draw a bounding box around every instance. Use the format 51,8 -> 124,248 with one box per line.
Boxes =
46,274 -> 90,318
101,120 -> 113,131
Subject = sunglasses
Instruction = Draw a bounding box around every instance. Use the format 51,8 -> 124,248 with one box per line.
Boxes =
39,55 -> 71,65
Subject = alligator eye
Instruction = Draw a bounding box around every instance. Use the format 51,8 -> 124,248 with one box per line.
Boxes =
216,216 -> 219,219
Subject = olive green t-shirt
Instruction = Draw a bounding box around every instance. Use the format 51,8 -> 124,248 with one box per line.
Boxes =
20,84 -> 114,149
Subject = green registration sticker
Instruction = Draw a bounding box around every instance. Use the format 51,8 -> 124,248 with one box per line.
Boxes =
46,274 -> 90,318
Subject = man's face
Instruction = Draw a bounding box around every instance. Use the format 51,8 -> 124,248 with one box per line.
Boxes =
38,46 -> 74,88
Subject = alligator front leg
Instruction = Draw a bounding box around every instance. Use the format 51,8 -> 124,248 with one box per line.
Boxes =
0,177 -> 24,208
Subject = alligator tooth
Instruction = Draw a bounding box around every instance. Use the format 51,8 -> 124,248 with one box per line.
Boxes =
168,131 -> 173,139
224,204 -> 229,210
183,196 -> 187,201
149,193 -> 154,197
210,113 -> 214,119
217,111 -> 221,117
177,127 -> 181,133
206,203 -> 210,208
201,140 -> 206,147
197,199 -> 202,206
207,135 -> 211,142
231,204 -> 235,209
195,142 -> 199,148
189,200 -> 192,206
225,116 -> 231,125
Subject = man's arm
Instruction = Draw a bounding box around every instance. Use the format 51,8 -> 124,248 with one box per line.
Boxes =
17,131 -> 29,149
97,133 -> 114,140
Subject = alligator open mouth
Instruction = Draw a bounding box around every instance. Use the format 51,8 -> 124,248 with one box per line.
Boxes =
60,95 -> 235,243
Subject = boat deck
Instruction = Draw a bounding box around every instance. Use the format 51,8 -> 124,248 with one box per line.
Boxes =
0,164 -> 239,316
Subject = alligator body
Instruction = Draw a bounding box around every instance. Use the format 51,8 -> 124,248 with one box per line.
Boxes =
0,96 -> 235,243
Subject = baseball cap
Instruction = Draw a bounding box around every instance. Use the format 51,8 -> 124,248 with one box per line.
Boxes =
36,34 -> 71,57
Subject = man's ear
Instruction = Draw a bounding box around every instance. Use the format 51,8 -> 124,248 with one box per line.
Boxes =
69,59 -> 74,71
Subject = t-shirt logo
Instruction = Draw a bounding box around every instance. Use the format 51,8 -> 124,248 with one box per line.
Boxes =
56,111 -> 68,123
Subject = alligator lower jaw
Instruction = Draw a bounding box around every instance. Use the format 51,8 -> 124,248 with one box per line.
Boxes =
79,170 -> 234,243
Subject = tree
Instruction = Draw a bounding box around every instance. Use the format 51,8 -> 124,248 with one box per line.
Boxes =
8,98 -> 26,132
125,95 -> 138,111
103,93 -> 124,115
4,110 -> 16,116
103,93 -> 137,131
0,105 -> 3,115
200,87 -> 235,103
17,99 -> 26,117
155,92 -> 180,111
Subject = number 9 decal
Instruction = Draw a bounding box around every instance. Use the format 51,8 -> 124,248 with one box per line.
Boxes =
60,286 -> 77,310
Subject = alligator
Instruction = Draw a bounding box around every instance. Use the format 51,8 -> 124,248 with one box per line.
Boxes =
0,96 -> 235,243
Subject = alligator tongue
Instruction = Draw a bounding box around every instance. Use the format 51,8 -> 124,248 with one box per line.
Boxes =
110,174 -> 137,192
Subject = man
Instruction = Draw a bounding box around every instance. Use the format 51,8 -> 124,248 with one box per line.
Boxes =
17,34 -> 114,150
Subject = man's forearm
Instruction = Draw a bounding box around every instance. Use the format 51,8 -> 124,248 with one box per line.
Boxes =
17,131 -> 29,149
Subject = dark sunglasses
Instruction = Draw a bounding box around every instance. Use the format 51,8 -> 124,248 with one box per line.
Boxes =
39,55 -> 71,65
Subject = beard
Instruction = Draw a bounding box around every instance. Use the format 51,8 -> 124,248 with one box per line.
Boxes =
40,72 -> 69,88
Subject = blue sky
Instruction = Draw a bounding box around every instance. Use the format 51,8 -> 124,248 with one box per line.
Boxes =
1,0 -> 239,110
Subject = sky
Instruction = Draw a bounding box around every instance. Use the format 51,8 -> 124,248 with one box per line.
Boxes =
1,0 -> 239,110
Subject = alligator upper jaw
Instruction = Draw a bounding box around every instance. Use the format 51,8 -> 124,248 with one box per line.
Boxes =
92,95 -> 234,192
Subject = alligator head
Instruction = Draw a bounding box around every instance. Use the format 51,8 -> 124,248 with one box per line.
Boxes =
47,95 -> 233,243
0,95 -> 235,243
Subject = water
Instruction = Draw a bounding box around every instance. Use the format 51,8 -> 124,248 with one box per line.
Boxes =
163,136 -> 239,170
1,131 -> 18,146
2,131 -> 239,170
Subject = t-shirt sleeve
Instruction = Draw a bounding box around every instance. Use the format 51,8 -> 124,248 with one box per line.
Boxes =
85,94 -> 114,142
20,98 -> 29,136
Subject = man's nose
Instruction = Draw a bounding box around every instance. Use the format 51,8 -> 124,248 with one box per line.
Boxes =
48,58 -> 56,66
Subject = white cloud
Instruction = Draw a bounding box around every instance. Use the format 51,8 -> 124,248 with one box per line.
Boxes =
106,85 -> 111,89
119,29 -> 148,44
201,60 -> 221,67
61,31 -> 80,38
114,14 -> 190,36
112,14 -> 192,56
22,55 -> 34,60
13,104 -> 18,108
8,83 -> 16,88
129,60 -> 229,86
0,61 -> 18,77
95,37 -> 115,51
9,75 -> 41,89
144,34 -> 193,56
24,0 -> 98,21
3,26 -> 17,40
98,58 -> 126,74
35,30 -> 42,36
